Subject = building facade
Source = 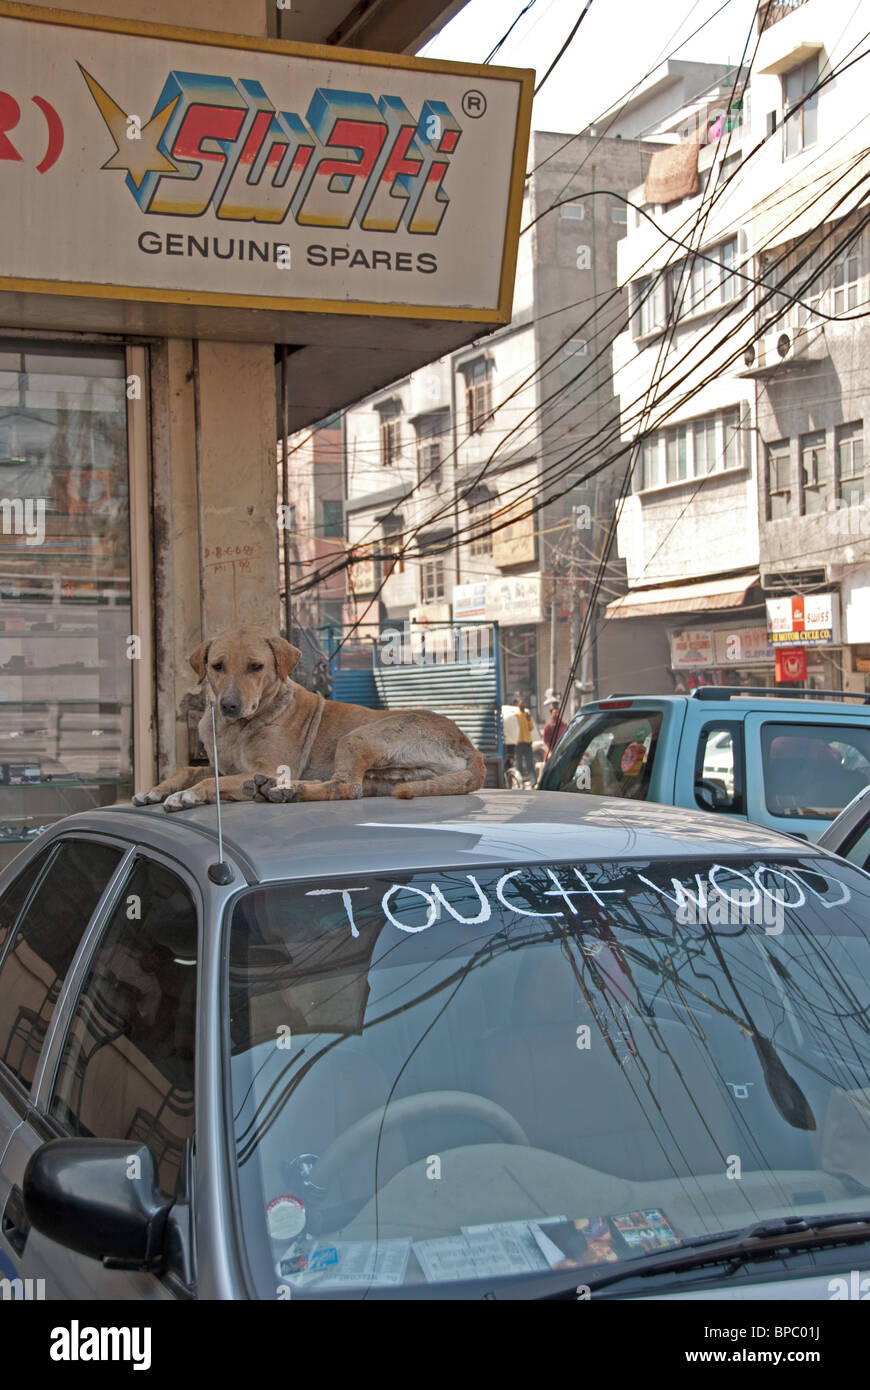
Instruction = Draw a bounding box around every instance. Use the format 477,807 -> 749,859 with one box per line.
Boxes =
338,128 -> 653,716
603,0 -> 870,697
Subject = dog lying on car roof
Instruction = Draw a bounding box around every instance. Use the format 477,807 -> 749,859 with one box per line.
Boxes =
133,626 -> 486,812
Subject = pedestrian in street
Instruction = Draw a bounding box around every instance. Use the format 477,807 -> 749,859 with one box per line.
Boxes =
513,691 -> 536,785
542,702 -> 568,759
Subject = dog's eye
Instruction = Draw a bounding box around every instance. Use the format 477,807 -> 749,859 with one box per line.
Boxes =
248,662 -> 264,672
211,661 -> 224,672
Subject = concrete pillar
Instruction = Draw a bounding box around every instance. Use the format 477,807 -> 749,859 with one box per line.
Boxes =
150,339 -> 279,777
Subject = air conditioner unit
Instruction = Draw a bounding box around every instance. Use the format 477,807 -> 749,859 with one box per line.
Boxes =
764,330 -> 794,363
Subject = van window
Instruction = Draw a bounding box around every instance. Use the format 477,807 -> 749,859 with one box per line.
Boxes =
762,723 -> 870,820
695,724 -> 744,813
539,711 -> 662,800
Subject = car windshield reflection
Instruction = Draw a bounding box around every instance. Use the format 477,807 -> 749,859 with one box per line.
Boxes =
226,854 -> 870,1297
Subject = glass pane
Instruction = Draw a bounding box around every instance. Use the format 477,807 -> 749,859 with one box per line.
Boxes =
228,855 -> 870,1298
0,838 -> 121,1088
539,710 -> 662,798
0,842 -> 53,961
762,723 -> 870,820
50,856 -> 198,1198
0,346 -> 132,872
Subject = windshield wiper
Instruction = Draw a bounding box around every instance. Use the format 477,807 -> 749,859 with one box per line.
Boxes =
541,1211 -> 870,1298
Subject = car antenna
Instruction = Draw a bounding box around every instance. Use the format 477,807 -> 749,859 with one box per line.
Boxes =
207,700 -> 234,885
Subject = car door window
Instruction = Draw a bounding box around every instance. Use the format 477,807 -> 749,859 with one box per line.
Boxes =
762,723 -> 870,820
0,843 -> 55,963
695,723 -> 744,813
48,856 -> 198,1199
0,840 -> 122,1090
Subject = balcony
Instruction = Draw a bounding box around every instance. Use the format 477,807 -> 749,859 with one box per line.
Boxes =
758,0 -> 810,33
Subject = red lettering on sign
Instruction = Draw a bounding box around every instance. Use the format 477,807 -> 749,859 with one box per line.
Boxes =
0,91 -> 23,162
172,103 -> 246,164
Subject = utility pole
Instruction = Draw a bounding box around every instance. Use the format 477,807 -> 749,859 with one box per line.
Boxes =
570,504 -> 582,717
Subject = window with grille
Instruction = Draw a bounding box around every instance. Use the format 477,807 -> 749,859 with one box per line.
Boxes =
800,431 -> 830,514
671,238 -> 739,317
380,413 -> 401,466
465,359 -> 493,433
832,246 -> 860,315
767,441 -> 793,519
421,557 -> 445,603
468,496 -> 493,556
665,426 -> 688,483
382,531 -> 405,577
783,56 -> 818,158
322,499 -> 343,537
837,422 -> 864,505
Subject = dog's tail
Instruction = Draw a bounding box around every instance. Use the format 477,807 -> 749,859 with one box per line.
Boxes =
393,746 -> 487,800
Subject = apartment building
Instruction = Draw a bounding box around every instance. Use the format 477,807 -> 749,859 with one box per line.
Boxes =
604,0 -> 870,696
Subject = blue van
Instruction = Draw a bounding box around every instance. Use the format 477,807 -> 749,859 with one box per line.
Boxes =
539,686 -> 870,842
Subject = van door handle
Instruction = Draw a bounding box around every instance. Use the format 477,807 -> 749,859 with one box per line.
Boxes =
1,1185 -> 30,1256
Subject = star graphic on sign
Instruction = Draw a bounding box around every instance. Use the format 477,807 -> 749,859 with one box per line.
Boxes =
78,65 -> 180,187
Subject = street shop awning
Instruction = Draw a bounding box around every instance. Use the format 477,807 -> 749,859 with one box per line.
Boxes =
605,572 -> 759,620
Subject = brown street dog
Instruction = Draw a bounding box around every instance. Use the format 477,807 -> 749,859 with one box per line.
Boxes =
133,626 -> 486,812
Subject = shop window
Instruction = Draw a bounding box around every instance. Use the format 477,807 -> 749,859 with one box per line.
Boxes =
420,557 -> 445,603
767,440 -> 793,519
800,431 -> 832,515
837,422 -> 864,505
0,345 -> 134,869
782,56 -> 818,158
322,500 -> 343,538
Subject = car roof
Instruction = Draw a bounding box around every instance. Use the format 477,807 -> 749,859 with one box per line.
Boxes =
50,790 -> 819,885
574,694 -> 870,716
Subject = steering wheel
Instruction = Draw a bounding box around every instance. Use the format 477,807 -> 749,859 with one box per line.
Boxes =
312,1090 -> 530,1191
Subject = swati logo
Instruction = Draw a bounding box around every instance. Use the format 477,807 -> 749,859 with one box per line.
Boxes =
79,67 -> 462,233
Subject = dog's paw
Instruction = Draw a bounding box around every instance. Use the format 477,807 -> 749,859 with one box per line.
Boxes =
133,789 -> 167,806
242,772 -> 275,801
264,780 -> 299,802
163,789 -> 202,813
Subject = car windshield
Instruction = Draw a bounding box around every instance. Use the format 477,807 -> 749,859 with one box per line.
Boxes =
226,853 -> 870,1298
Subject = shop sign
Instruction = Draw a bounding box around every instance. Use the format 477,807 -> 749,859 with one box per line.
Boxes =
346,544 -> 378,596
766,593 -> 840,646
669,629 -> 715,669
0,5 -> 532,322
453,581 -> 487,621
485,573 -> 547,625
775,648 -> 808,682
492,500 -> 537,568
712,625 -> 774,665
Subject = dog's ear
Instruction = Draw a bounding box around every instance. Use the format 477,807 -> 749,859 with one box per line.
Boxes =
266,635 -> 302,680
189,640 -> 211,682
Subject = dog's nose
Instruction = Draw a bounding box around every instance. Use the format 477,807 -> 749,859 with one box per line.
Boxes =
220,694 -> 241,718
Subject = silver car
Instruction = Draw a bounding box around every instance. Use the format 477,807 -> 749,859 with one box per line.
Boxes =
1,791 -> 869,1300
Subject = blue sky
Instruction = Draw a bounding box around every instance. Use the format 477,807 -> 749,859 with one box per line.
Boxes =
421,0 -> 760,135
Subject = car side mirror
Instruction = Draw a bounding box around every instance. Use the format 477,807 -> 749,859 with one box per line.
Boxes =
23,1139 -> 172,1272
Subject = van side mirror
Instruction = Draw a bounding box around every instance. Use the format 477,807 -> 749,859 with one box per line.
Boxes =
23,1139 -> 172,1272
